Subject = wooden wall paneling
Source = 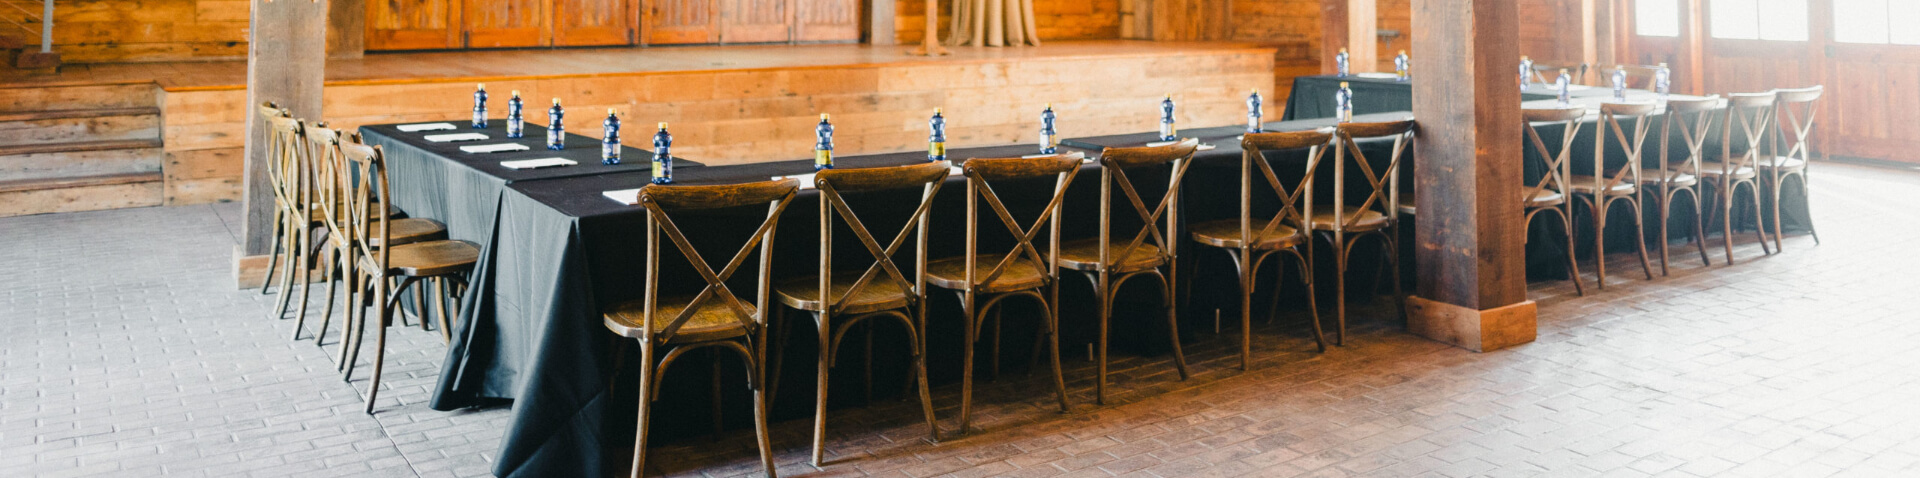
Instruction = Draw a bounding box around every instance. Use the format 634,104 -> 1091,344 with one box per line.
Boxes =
870,0 -> 897,44
645,0 -> 720,44
554,0 -> 635,45
367,0 -> 463,50
330,0 -> 368,58
796,0 -> 861,41
721,0 -> 793,43
1150,0 -> 1230,41
465,0 -> 551,47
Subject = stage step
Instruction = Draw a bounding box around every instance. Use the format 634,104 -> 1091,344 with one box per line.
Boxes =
0,107 -> 161,146
0,82 -> 157,111
0,139 -> 164,182
0,172 -> 164,217
0,83 -> 166,217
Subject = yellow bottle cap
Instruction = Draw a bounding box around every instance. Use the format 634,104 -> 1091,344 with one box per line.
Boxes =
659,122 -> 667,129
478,83 -> 485,89
511,90 -> 519,96
552,98 -> 560,105
821,113 -> 830,120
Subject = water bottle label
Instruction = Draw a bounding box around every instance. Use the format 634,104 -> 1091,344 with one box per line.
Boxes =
929,141 -> 946,160
603,143 -> 619,164
1040,133 -> 1055,154
473,110 -> 487,128
507,120 -> 522,138
815,150 -> 833,168
1160,123 -> 1176,141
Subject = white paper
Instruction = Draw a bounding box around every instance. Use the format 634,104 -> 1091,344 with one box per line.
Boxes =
772,173 -> 818,190
1566,84 -> 1592,91
500,157 -> 577,170
426,132 -> 490,143
948,166 -> 964,176
1146,140 -> 1179,147
1355,72 -> 1400,79
459,143 -> 530,154
603,188 -> 641,205
396,122 -> 458,132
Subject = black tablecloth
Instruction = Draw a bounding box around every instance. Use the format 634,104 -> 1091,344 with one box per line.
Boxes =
1281,74 -> 1606,120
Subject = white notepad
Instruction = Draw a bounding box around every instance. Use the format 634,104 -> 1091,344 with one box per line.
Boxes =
1355,72 -> 1400,79
603,188 -> 641,205
500,157 -> 576,169
426,132 -> 490,143
459,143 -> 530,154
1145,140 -> 1217,151
396,122 -> 458,132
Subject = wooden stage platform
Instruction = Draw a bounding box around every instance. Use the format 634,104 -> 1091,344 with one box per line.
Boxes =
2,41 -> 1275,208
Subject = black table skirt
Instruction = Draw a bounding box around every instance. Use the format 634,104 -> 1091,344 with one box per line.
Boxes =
1281,74 -> 1606,121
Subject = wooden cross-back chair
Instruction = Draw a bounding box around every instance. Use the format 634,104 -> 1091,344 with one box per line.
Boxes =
769,161 -> 948,466
263,112 -> 312,322
1315,120 -> 1414,346
602,179 -> 798,478
1763,85 -> 1823,249
1529,62 -> 1588,87
925,152 -> 1083,435
1189,130 -> 1329,371
256,102 -> 295,297
304,126 -> 448,353
1598,64 -> 1665,90
1646,96 -> 1721,275
1697,92 -> 1777,264
1059,138 -> 1198,405
1521,105 -> 1589,295
334,142 -> 479,415
1570,102 -> 1658,287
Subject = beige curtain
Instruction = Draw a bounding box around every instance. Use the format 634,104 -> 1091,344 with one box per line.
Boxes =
945,0 -> 1042,47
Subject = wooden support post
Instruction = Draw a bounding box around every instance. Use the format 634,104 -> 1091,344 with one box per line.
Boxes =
1581,0 -> 1616,77
237,0 -> 329,289
327,0 -> 365,59
1322,0 -> 1379,74
1408,0 -> 1535,352
870,0 -> 896,45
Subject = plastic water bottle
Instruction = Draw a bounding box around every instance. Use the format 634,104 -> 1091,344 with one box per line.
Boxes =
1336,82 -> 1354,123
1520,56 -> 1534,91
471,84 -> 488,129
814,114 -> 835,171
928,108 -> 947,162
1394,50 -> 1410,82
506,91 -> 524,138
1336,48 -> 1351,77
1039,104 -> 1057,154
1556,70 -> 1572,107
1246,89 -> 1264,134
1655,63 -> 1672,101
546,99 -> 564,150
652,123 -> 673,185
601,109 -> 620,165
1611,65 -> 1627,102
1159,95 -> 1177,141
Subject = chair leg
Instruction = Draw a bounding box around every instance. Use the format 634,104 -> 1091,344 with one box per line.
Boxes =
260,209 -> 285,295
1656,192 -> 1673,276
766,306 -> 788,407
1387,232 -> 1404,319
1592,199 -> 1609,289
433,277 -> 453,343
1331,233 -> 1348,347
1769,173 -> 1785,252
1290,250 -> 1327,353
300,247 -> 337,341
908,316 -> 940,442
752,374 -> 778,478
1160,271 -> 1189,380
363,276 -> 395,414
1720,184 -> 1738,265
1238,250 -> 1253,370
628,340 -> 654,478
957,292 -> 977,435
1688,188 -> 1711,267
1629,198 -> 1655,280
1094,271 -> 1111,405
1046,283 -> 1068,414
1557,208 -> 1586,296
988,305 -> 1002,382
1746,182 -> 1772,256
810,311 -> 830,467
293,227 -> 317,321
338,271 -> 362,373
269,229 -> 301,320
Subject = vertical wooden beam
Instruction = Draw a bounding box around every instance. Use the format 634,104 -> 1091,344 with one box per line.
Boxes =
327,0 -> 365,58
870,0 -> 897,45
1322,0 -> 1379,74
238,0 -> 329,288
1581,0 -> 1616,76
1121,0 -> 1152,39
1408,0 -> 1536,352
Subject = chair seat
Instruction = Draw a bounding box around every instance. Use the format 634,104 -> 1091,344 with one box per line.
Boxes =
1756,156 -> 1807,171
603,298 -> 755,343
308,203 -> 404,224
367,218 -> 449,248
1568,176 -> 1638,196
1309,207 -> 1392,232
1639,168 -> 1698,188
1054,238 -> 1167,273
926,254 -> 1049,294
360,240 -> 478,278
774,271 -> 911,315
1523,190 -> 1566,208
1693,162 -> 1758,180
1189,219 -> 1305,250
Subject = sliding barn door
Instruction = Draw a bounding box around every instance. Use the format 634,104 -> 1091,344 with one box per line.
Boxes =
722,0 -> 792,43
555,0 -> 635,46
794,0 -> 858,42
646,0 -> 720,44
466,0 -> 551,47
367,0 -> 463,50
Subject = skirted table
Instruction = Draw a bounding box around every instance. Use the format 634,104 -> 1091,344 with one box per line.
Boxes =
1281,73 -> 1615,121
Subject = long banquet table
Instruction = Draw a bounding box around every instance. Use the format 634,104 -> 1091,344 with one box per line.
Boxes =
1282,73 -> 1616,121
364,90 -> 1809,477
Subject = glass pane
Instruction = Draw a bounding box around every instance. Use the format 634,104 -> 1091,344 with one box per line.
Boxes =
1711,0 -> 1761,39
1833,0 -> 1889,44
1757,0 -> 1809,41
1638,0 -> 1682,37
1891,2 -> 1920,45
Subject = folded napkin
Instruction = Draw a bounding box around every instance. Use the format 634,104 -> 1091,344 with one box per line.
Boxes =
459,143 -> 530,154
1355,72 -> 1400,79
1145,140 -> 1216,151
603,188 -> 641,206
500,157 -> 577,170
426,132 -> 490,143
396,122 -> 458,132
771,166 -> 963,190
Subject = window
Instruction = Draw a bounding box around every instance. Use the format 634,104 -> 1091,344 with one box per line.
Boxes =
1833,0 -> 1920,45
1710,0 -> 1809,41
1637,0 -> 1681,37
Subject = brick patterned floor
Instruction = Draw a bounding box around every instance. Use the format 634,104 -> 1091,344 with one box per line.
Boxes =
5,162 -> 1920,478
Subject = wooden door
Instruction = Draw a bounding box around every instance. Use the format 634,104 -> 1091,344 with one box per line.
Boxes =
465,0 -> 551,47
555,0 -> 635,46
794,0 -> 858,42
367,0 -> 462,50
645,0 -> 720,44
722,0 -> 792,43
1620,0 -> 1702,93
1818,1 -> 1920,163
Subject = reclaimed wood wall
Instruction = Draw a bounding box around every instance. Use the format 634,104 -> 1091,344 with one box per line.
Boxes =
893,0 -> 1120,44
4,0 -> 248,63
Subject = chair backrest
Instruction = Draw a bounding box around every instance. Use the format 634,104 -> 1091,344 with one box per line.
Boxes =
637,179 -> 800,342
1720,91 -> 1779,173
1590,102 -> 1658,193
1772,85 -> 1822,167
338,141 -> 393,280
1237,130 -> 1333,246
1530,62 -> 1588,86
1598,64 -> 1664,90
1324,119 -> 1415,232
810,160 -> 952,314
958,152 -> 1085,289
264,114 -> 306,214
306,124 -> 353,249
1522,105 -> 1586,206
1658,96 -> 1724,184
1092,138 -> 1198,271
